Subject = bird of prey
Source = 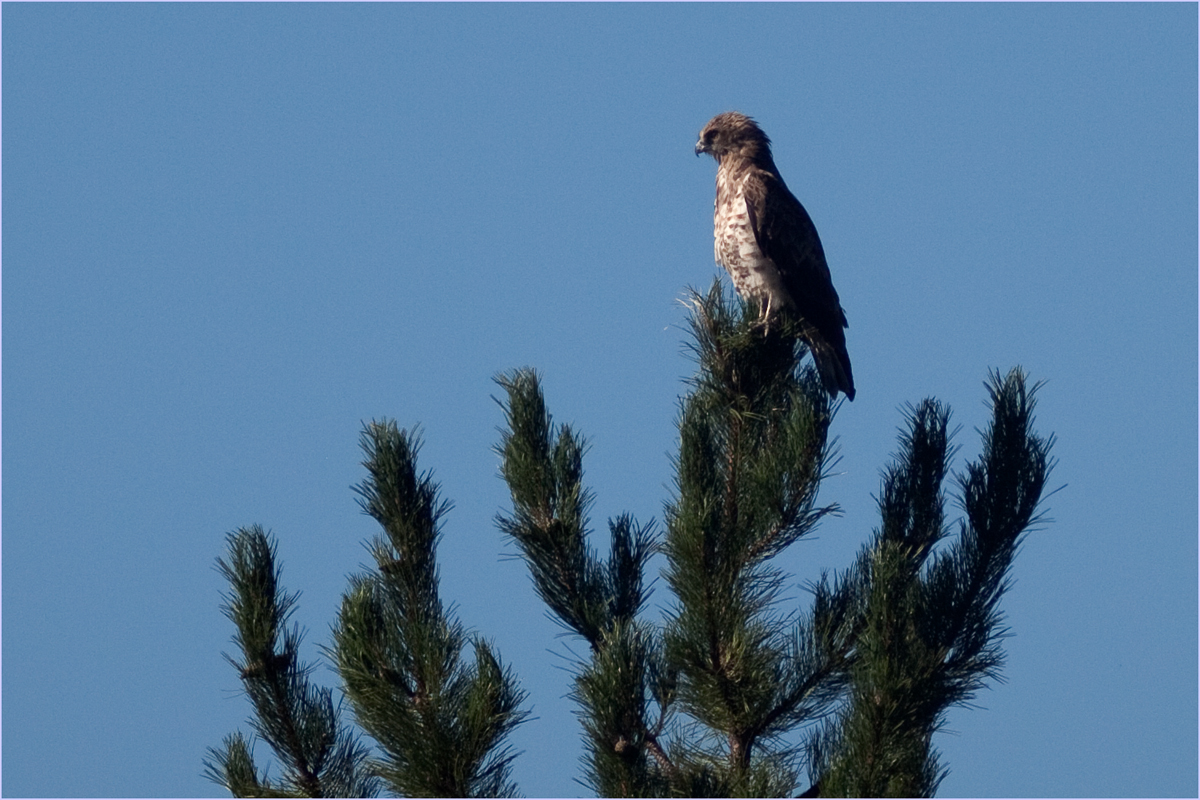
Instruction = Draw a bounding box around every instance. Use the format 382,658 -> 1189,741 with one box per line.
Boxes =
695,111 -> 855,401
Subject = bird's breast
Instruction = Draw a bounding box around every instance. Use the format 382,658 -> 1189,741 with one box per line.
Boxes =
713,182 -> 788,308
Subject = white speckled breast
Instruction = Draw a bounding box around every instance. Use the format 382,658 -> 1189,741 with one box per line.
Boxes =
714,172 -> 790,312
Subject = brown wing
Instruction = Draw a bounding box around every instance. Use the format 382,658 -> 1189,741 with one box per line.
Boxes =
744,168 -> 856,400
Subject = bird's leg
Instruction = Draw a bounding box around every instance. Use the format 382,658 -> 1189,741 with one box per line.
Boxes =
759,296 -> 773,336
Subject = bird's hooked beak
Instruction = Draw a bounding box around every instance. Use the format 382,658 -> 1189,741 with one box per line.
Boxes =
694,139 -> 708,157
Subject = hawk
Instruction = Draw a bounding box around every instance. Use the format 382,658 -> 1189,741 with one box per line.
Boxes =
695,111 -> 855,401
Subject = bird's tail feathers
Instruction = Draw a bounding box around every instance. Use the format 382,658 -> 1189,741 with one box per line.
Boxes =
809,339 -> 856,402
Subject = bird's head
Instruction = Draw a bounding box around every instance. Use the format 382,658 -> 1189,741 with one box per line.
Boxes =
695,111 -> 773,164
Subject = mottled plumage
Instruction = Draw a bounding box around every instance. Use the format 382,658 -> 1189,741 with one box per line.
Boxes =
695,112 -> 855,401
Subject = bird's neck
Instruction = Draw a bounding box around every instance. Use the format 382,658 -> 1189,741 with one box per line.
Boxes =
719,153 -> 779,183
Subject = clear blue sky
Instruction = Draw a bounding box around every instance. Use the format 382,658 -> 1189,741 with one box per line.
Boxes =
3,4 -> 1196,798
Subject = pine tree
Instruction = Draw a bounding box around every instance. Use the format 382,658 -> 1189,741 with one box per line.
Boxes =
209,281 -> 1054,797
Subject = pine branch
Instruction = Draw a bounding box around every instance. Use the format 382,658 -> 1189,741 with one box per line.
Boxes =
929,368 -> 1057,698
813,369 -> 1055,798
493,369 -> 611,645
494,369 -> 671,796
664,282 -> 841,792
332,421 -> 528,798
204,732 -> 285,798
207,526 -> 378,798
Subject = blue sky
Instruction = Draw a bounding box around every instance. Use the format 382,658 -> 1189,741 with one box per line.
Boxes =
3,3 -> 1196,798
